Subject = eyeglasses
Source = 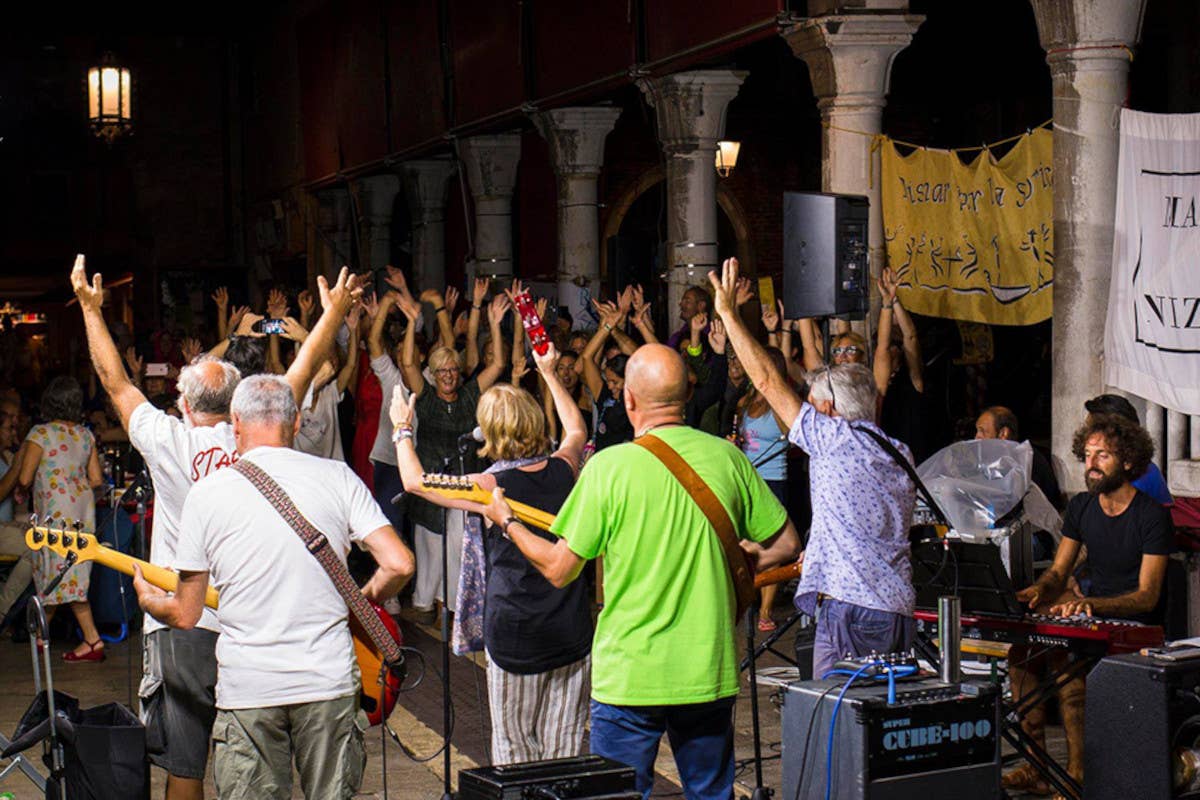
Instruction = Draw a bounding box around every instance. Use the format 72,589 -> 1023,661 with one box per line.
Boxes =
831,346 -> 862,357
433,368 -> 461,377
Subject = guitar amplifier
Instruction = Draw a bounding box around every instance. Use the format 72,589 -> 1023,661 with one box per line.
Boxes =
458,755 -> 639,800
781,677 -> 1000,800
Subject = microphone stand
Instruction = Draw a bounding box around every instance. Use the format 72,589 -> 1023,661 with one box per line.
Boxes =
745,603 -> 770,800
438,444 -> 469,800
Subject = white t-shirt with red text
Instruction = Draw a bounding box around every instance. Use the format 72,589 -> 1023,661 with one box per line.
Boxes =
128,401 -> 238,633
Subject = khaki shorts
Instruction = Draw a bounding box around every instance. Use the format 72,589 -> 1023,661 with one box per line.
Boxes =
212,693 -> 366,800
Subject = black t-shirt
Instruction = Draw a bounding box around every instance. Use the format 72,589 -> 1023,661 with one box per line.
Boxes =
484,457 -> 593,674
1062,489 -> 1174,623
593,387 -> 632,451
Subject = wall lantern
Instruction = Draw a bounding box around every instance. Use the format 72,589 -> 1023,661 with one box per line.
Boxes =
87,52 -> 132,144
715,140 -> 741,177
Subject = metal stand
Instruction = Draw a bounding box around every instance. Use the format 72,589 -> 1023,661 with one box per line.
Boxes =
743,605 -> 772,800
28,595 -> 64,798
439,448 -> 466,800
738,610 -> 807,672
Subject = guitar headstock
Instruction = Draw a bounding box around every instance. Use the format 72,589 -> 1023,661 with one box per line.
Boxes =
24,516 -> 99,562
420,473 -> 489,503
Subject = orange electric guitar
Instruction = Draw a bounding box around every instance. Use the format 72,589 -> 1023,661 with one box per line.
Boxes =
421,474 -> 804,589
24,523 -> 403,726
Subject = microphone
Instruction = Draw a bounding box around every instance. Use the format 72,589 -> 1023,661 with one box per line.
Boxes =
457,426 -> 484,452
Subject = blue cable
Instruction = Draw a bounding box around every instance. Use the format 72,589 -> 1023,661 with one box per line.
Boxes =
818,661 -> 920,800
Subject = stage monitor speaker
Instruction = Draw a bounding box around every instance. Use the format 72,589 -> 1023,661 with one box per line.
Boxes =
782,192 -> 870,320
459,754 -> 638,800
781,677 -> 1000,800
1084,652 -> 1200,799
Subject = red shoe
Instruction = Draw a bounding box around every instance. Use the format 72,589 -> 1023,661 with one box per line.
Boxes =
62,640 -> 106,663
758,617 -> 777,633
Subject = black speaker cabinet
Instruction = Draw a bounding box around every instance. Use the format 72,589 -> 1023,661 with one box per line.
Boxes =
781,677 -> 1000,800
782,192 -> 870,319
1085,653 -> 1200,799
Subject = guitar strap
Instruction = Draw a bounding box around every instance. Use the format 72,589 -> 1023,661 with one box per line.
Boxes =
634,434 -> 756,620
233,460 -> 405,673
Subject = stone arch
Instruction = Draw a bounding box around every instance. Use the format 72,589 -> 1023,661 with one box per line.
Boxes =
600,165 -> 756,281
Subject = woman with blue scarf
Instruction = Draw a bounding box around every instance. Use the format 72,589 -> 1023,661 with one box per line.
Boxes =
390,343 -> 592,764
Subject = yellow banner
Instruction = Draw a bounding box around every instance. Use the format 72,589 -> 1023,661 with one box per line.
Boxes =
881,128 -> 1053,325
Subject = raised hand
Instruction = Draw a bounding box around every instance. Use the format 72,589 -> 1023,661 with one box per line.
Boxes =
397,294 -> 422,322
488,292 -> 512,325
735,276 -> 754,307
591,299 -> 621,328
123,347 -> 144,377
228,305 -> 250,333
707,258 -> 741,317
879,267 -> 899,305
70,254 -> 104,311
617,285 -> 635,316
690,310 -> 709,335
280,317 -> 308,342
535,296 -> 548,321
533,342 -> 560,376
236,312 -> 266,337
444,285 -> 461,316
472,277 -> 489,307
389,385 -> 415,429
419,288 -> 444,306
346,299 -> 365,329
509,278 -> 526,299
384,265 -> 408,294
361,291 -> 379,322
266,288 -> 288,320
511,357 -> 529,383
211,286 -> 229,308
297,290 -> 315,319
761,299 -> 780,332
708,318 -> 727,354
181,337 -> 202,364
318,267 -> 364,316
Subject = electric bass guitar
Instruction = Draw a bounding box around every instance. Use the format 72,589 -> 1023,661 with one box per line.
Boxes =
24,523 -> 403,726
421,474 -> 804,589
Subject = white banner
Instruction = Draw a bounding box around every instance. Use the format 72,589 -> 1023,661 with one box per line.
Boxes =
1105,109 -> 1200,415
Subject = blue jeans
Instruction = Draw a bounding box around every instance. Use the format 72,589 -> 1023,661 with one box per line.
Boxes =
812,598 -> 914,679
590,697 -> 735,800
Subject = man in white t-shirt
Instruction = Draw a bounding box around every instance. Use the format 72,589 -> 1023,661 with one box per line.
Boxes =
72,255 -> 362,800
134,375 -> 414,800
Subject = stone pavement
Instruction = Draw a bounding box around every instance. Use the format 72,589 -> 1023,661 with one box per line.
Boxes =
0,610 -> 1064,799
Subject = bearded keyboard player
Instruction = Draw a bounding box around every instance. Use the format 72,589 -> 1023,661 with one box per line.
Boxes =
1003,413 -> 1173,799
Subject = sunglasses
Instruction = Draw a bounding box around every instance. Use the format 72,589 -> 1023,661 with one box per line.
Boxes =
831,346 -> 862,356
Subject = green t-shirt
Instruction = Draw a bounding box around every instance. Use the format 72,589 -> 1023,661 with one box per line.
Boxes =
551,425 -> 788,705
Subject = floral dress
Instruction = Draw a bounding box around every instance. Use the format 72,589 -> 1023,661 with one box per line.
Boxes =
27,422 -> 96,605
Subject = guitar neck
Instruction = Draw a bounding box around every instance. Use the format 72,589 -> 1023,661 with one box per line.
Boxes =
92,547 -> 220,610
505,498 -> 557,532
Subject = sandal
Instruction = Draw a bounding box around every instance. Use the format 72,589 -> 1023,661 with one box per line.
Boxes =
757,617 -> 777,633
1001,763 -> 1051,796
62,639 -> 106,663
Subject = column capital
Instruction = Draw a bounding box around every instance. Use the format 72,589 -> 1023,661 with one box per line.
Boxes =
351,174 -> 401,220
637,69 -> 747,154
1030,0 -> 1147,69
399,158 -> 456,219
782,14 -> 924,111
532,106 -> 622,177
458,133 -> 522,201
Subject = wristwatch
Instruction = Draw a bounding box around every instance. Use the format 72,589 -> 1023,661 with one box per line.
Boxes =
391,425 -> 414,444
501,516 -> 520,539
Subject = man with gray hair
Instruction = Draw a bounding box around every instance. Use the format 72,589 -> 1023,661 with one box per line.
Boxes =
72,255 -> 362,800
134,374 -> 414,799
709,258 -> 917,678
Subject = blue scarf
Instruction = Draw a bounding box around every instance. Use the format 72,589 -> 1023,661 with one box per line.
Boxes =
451,454 -> 548,655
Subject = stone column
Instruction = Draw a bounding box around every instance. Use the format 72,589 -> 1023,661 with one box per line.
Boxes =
533,106 -> 622,326
351,174 -> 402,272
782,8 -> 923,317
458,134 -> 522,281
399,159 -> 456,291
638,70 -> 745,317
314,189 -> 344,282
1030,0 -> 1147,492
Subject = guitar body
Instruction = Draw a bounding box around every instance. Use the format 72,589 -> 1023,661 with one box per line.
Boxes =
26,524 -> 405,727
351,602 -> 404,726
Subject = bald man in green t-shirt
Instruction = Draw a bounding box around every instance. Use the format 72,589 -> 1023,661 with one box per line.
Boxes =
482,343 -> 800,800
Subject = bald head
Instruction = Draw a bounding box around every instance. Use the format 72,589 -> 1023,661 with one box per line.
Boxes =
625,345 -> 688,408
177,356 -> 241,418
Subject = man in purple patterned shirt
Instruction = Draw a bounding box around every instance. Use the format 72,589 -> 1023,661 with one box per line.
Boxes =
709,258 -> 917,678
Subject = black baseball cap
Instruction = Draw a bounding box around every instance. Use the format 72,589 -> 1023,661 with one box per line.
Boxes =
1084,393 -> 1139,424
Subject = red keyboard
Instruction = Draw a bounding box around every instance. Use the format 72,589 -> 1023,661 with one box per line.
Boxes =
914,609 -> 1164,656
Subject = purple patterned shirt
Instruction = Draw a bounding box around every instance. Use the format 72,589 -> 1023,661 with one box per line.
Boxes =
788,403 -> 916,617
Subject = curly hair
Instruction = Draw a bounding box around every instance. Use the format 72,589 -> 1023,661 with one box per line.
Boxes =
40,375 -> 83,422
1071,413 -> 1155,481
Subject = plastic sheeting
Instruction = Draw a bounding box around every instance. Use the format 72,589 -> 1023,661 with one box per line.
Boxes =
917,439 -> 1061,539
